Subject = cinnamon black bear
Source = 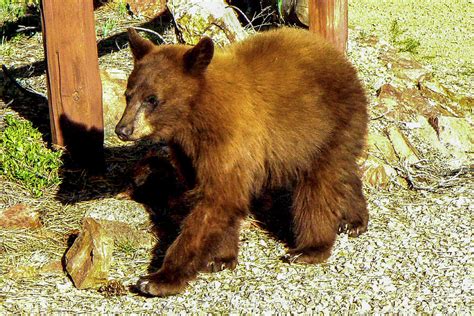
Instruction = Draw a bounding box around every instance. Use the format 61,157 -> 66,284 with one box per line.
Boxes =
116,27 -> 368,296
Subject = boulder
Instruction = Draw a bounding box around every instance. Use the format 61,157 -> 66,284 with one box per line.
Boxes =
65,217 -> 114,289
168,0 -> 249,45
101,68 -> 127,141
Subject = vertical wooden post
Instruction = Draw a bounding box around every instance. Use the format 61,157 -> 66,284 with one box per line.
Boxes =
41,0 -> 104,171
309,0 -> 348,53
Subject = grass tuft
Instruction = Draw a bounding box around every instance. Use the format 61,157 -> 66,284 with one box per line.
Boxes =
0,115 -> 63,197
389,19 -> 421,54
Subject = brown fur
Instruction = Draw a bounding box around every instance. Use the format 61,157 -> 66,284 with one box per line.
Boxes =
116,27 -> 369,296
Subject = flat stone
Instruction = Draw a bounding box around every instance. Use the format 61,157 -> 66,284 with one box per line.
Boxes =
437,116 -> 474,168
418,78 -> 470,117
367,131 -> 398,164
377,83 -> 450,121
0,204 -> 42,229
386,126 -> 420,164
381,51 -> 431,83
65,217 -> 114,289
362,156 -> 406,188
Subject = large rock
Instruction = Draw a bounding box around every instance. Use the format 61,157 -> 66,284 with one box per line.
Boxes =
168,0 -> 249,45
65,217 -> 114,289
437,116 -> 474,168
101,68 -> 127,140
376,83 -> 452,121
362,40 -> 473,189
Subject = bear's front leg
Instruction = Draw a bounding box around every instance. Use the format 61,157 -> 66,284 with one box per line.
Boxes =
136,200 -> 244,297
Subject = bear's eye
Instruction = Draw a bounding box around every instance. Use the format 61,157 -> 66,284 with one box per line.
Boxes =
144,95 -> 159,107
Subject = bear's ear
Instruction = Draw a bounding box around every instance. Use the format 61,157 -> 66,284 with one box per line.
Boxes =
128,28 -> 154,61
183,37 -> 214,75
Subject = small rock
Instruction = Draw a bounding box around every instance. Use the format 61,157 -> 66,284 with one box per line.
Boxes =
0,204 -> 42,229
65,217 -> 114,289
98,280 -> 127,297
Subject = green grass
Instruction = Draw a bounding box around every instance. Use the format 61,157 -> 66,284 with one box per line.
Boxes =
0,0 -> 26,21
116,0 -> 128,16
101,17 -> 117,37
0,0 -> 38,22
389,19 -> 421,54
0,115 -> 62,197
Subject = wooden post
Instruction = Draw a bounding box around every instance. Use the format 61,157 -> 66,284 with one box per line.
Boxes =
41,0 -> 104,172
309,0 -> 348,53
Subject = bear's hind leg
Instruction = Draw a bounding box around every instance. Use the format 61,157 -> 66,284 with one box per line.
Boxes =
287,165 -> 342,264
338,172 -> 368,237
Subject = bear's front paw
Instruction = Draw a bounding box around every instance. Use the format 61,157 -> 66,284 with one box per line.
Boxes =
282,246 -> 331,264
202,257 -> 238,273
136,271 -> 188,297
338,220 -> 367,237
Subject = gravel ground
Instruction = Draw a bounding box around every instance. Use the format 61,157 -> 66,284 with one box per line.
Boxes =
1,0 -> 473,314
1,181 -> 472,313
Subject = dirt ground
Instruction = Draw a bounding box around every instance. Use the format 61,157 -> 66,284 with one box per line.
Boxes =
0,0 -> 472,313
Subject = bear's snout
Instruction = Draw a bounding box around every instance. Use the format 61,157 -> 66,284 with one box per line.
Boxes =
115,124 -> 134,141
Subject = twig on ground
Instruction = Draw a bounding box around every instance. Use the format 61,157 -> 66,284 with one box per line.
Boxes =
371,109 -> 392,120
131,27 -> 168,44
1,64 -> 47,99
226,5 -> 256,32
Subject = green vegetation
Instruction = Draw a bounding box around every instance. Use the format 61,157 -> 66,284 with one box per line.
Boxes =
116,239 -> 138,256
0,115 -> 62,197
389,19 -> 421,54
0,0 -> 38,22
116,0 -> 128,16
101,17 -> 117,37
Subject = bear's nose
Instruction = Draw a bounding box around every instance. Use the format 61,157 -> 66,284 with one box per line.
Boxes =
115,125 -> 133,140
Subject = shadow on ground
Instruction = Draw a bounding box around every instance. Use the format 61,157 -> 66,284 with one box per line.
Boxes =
1,2 -> 295,277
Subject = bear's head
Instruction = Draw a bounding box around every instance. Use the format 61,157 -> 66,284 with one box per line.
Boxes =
115,28 -> 214,142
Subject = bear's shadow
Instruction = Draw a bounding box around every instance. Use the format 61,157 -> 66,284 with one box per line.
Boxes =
128,149 -> 296,272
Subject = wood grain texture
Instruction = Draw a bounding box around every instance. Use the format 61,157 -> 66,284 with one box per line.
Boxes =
309,0 -> 348,53
41,0 -> 104,170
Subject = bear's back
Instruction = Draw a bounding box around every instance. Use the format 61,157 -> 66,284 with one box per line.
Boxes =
192,28 -> 367,187
216,29 -> 366,179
